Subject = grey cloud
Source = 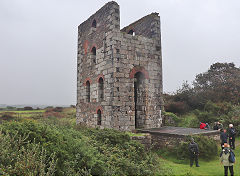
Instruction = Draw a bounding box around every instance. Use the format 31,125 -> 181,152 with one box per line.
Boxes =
0,0 -> 239,104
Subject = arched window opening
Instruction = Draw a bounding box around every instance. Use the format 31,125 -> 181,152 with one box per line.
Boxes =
98,77 -> 104,102
91,47 -> 96,55
92,19 -> 97,28
91,47 -> 96,63
97,109 -> 101,125
128,29 -> 135,36
86,81 -> 90,102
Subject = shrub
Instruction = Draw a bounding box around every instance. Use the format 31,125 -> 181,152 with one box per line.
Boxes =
43,111 -> 63,118
24,106 -> 33,110
0,120 -> 161,175
193,109 -> 218,124
0,112 -> 16,121
165,101 -> 189,114
162,111 -> 180,126
204,101 -> 233,116
221,105 -> 240,134
53,107 -> 63,112
84,127 -> 131,145
174,135 -> 218,160
0,131 -> 57,175
178,114 -> 199,128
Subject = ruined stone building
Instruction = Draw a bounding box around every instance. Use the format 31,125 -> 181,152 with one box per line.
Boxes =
76,1 -> 163,131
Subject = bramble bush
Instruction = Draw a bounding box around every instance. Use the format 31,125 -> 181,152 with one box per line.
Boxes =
193,110 -> 217,124
162,111 -> 181,126
174,135 -> 218,160
165,101 -> 189,115
169,101 -> 240,131
0,131 -> 57,175
0,120 -> 161,175
178,114 -> 199,128
0,112 -> 16,121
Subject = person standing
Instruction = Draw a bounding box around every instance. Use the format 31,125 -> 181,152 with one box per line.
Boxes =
218,122 -> 223,131
220,129 -> 228,149
213,122 -> 219,130
200,122 -> 206,129
220,143 -> 235,176
188,138 -> 200,167
205,123 -> 210,130
228,124 -> 236,150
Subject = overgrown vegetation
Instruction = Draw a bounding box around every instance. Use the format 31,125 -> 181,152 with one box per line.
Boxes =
164,62 -> 240,130
0,131 -> 57,176
157,135 -> 218,164
0,109 -> 162,176
174,135 -> 218,160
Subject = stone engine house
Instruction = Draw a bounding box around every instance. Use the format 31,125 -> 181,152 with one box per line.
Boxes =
76,1 -> 163,131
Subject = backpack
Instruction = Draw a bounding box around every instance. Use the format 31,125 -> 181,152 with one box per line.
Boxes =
229,150 -> 235,163
189,143 -> 197,154
190,147 -> 196,153
231,128 -> 236,136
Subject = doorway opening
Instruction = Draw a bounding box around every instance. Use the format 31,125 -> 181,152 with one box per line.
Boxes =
134,72 -> 146,129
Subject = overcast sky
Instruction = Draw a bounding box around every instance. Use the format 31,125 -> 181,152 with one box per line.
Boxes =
0,0 -> 240,105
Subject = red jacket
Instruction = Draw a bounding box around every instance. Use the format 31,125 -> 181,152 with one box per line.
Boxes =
200,123 -> 206,129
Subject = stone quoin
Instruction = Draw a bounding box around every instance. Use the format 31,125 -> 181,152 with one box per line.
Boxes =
76,1 -> 163,131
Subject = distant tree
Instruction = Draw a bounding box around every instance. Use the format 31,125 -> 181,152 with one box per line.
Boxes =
23,107 -> 33,110
165,62 -> 240,112
193,62 -> 240,104
53,107 -> 63,112
165,101 -> 189,114
174,82 -> 196,106
6,106 -> 15,110
165,81 -> 200,111
164,82 -> 191,114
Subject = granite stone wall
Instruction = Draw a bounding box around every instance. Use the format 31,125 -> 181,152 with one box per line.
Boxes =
131,132 -> 220,150
150,133 -> 220,149
76,1 -> 163,131
131,134 -> 152,149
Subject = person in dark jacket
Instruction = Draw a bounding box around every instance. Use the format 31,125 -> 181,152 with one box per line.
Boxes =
221,129 -> 229,149
188,138 -> 200,167
228,124 -> 236,150
213,122 -> 219,130
218,122 -> 223,131
214,121 -> 223,131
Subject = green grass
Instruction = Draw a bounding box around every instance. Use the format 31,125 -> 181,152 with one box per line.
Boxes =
0,109 -> 45,113
160,138 -> 240,176
0,109 -> 45,119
